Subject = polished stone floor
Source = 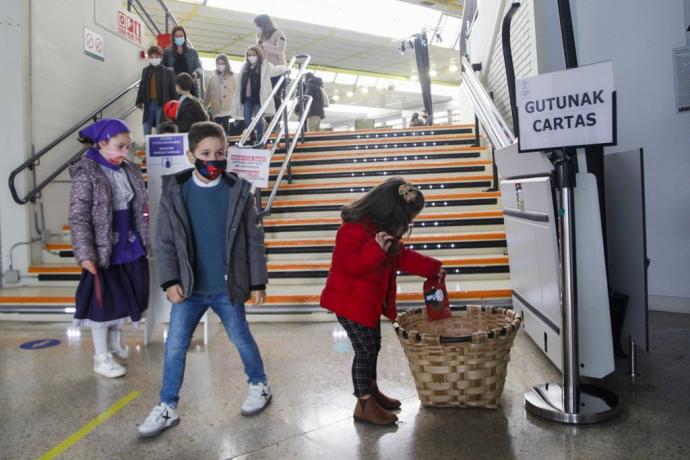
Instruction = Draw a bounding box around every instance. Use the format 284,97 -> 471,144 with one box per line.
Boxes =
1,311 -> 688,460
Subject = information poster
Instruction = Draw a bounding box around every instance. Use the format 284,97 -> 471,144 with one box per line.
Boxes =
227,147 -> 271,188
673,46 -> 690,113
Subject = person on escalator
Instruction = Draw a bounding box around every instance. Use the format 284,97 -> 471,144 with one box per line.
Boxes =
69,118 -> 149,379
320,177 -> 445,425
232,46 -> 289,145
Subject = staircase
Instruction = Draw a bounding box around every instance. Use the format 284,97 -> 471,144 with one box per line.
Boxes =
0,124 -> 511,319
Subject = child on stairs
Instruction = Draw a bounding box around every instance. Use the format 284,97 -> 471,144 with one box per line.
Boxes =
320,177 -> 444,425
69,118 -> 150,378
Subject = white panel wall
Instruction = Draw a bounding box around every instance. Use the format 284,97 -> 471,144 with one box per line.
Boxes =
570,0 -> 690,305
31,0 -> 147,241
0,0 -> 31,281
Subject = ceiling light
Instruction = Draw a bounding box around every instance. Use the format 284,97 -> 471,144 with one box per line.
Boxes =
360,87 -> 369,94
346,91 -> 354,98
429,70 -> 438,77
332,94 -> 340,101
449,64 -> 458,72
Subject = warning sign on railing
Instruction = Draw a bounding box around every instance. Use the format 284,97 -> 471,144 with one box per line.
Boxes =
228,147 -> 271,189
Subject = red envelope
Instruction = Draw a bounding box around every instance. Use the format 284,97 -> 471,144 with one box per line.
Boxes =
424,273 -> 451,321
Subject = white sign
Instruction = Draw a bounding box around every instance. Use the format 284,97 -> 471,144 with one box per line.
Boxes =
228,147 -> 271,189
83,27 -> 104,61
117,8 -> 143,45
516,61 -> 616,152
673,46 -> 690,113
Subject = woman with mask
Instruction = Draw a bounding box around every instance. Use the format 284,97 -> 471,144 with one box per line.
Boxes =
163,25 -> 203,98
254,15 -> 287,124
204,54 -> 236,135
232,46 -> 289,144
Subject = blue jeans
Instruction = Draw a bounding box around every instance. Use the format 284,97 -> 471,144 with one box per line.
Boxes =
143,101 -> 162,135
243,100 -> 264,143
159,293 -> 267,407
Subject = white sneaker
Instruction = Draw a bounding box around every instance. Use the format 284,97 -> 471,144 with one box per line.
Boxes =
241,383 -> 272,416
93,353 -> 126,378
138,403 -> 180,438
108,329 -> 129,360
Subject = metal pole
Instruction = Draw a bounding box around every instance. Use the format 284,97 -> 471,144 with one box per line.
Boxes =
629,336 -> 638,377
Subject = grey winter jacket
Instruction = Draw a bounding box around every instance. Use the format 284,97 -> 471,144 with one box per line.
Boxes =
68,156 -> 149,268
155,169 -> 268,303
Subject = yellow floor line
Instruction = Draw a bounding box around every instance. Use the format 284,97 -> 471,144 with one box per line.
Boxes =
39,390 -> 140,460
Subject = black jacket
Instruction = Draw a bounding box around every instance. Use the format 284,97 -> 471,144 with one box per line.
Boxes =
296,77 -> 326,119
240,68 -> 262,104
175,96 -> 209,133
136,65 -> 177,121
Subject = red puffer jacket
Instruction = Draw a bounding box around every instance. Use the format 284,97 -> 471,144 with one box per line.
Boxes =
320,221 -> 442,328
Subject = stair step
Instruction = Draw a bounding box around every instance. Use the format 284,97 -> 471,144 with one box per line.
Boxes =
0,279 -> 511,311
271,145 -> 487,168
229,124 -> 475,144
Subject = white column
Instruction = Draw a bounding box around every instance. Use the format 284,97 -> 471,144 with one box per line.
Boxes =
0,0 -> 32,283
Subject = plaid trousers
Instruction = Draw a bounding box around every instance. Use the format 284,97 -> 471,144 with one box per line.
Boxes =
337,315 -> 381,397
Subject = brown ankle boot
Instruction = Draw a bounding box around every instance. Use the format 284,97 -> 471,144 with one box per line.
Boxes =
353,396 -> 398,425
370,380 -> 401,411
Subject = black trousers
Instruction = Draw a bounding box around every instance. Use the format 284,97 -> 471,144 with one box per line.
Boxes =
337,315 -> 381,397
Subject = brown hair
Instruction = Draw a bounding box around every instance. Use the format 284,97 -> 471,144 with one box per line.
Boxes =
215,54 -> 233,76
254,14 -> 277,42
188,121 -> 226,152
147,45 -> 163,57
175,72 -> 194,92
243,46 -> 265,73
341,177 -> 425,240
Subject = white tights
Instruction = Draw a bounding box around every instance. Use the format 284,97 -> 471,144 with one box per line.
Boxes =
90,324 -> 125,356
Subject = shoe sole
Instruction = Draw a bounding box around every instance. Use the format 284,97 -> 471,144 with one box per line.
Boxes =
138,417 -> 180,438
94,370 -> 126,378
241,394 -> 272,416
353,415 -> 398,426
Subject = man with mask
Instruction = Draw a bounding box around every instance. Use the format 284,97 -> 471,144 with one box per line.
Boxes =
136,46 -> 177,135
138,121 -> 271,438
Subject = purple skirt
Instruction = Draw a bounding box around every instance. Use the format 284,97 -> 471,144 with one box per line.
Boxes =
74,256 -> 149,328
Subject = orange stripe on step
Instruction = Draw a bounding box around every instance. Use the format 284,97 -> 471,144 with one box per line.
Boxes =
267,257 -> 509,271
46,243 -> 73,251
265,232 -> 507,247
29,266 -> 80,274
0,296 -> 75,304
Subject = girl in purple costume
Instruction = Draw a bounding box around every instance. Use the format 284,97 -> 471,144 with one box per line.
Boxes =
69,118 -> 150,378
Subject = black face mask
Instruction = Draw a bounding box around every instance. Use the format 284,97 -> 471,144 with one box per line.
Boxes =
194,159 -> 227,181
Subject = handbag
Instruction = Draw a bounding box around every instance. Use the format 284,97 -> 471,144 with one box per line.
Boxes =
423,272 -> 451,321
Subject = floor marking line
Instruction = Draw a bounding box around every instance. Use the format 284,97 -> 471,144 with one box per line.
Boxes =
39,390 -> 140,460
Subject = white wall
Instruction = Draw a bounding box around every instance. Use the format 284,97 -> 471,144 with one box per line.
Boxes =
31,0 -> 148,242
0,0 -> 32,282
571,0 -> 690,301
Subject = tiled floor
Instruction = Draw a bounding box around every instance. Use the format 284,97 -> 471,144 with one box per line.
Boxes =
0,311 -> 688,459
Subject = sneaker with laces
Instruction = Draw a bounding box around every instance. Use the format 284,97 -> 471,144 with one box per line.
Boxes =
138,403 -> 180,438
241,383 -> 272,416
93,353 -> 126,378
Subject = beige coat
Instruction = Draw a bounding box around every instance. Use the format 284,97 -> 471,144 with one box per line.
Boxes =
232,62 -> 290,117
258,29 -> 287,66
204,72 -> 237,118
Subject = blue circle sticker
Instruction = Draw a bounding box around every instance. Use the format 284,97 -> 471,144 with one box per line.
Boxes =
19,339 -> 61,350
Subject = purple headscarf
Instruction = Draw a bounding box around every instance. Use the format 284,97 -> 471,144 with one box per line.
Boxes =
78,118 -> 130,144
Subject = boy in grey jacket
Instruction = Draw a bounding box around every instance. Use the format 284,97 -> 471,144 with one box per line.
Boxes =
139,122 -> 271,438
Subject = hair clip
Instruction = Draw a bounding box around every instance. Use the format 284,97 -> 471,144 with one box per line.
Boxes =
398,183 -> 417,203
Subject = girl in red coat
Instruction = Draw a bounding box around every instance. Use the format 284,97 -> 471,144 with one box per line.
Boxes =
320,177 -> 444,425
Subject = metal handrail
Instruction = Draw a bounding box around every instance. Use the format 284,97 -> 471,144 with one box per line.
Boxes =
8,82 -> 140,205
460,56 -> 516,150
259,95 -> 314,217
238,54 -> 312,147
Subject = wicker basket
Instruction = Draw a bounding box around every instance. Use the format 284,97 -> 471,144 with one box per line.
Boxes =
393,305 -> 522,409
